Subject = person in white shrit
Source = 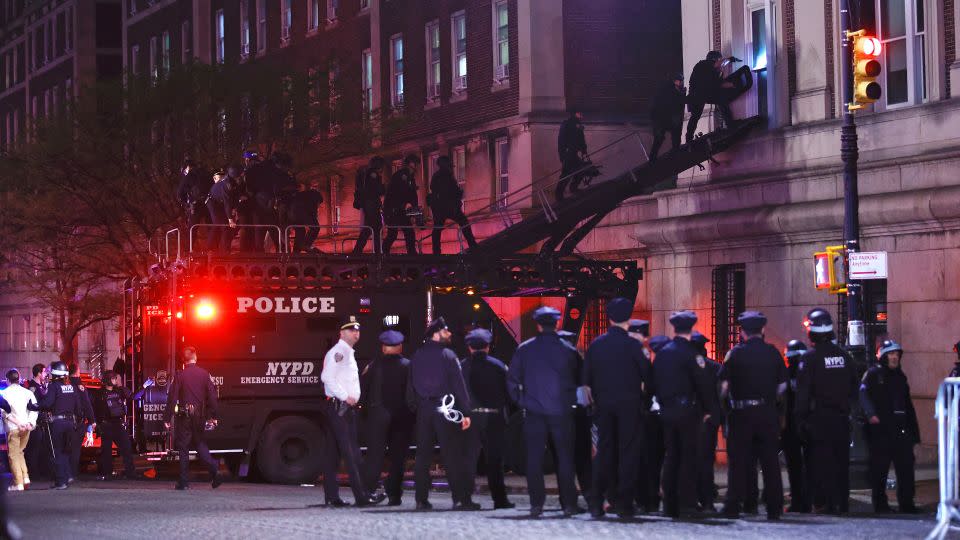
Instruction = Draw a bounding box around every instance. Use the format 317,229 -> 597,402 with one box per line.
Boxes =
319,315 -> 383,507
1,369 -> 38,490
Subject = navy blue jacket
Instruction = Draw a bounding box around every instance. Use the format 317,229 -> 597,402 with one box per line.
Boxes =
408,341 -> 472,415
163,363 -> 219,423
583,326 -> 650,409
461,352 -> 509,410
719,336 -> 787,407
795,341 -> 857,419
651,337 -> 713,410
507,331 -> 580,416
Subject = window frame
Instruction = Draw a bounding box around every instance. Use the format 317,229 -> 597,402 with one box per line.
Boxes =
131,44 -> 139,75
241,0 -> 251,58
149,35 -> 158,81
425,20 -> 441,102
390,34 -> 404,108
281,0 -> 293,45
492,0 -> 509,83
161,30 -> 171,76
182,20 -> 192,63
361,48 -> 374,115
326,0 -> 338,23
875,0 -> 927,109
215,9 -> 225,63
494,137 -> 509,209
453,145 -> 466,188
451,10 -> 467,93
257,0 -> 268,53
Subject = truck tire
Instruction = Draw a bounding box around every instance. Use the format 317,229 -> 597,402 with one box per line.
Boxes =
256,416 -> 326,484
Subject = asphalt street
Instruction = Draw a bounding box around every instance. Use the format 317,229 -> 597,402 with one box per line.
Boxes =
5,479 -> 943,540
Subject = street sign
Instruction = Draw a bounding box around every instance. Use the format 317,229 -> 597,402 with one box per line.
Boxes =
848,251 -> 887,279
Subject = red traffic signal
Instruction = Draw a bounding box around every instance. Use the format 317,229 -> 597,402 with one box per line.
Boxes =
855,36 -> 882,57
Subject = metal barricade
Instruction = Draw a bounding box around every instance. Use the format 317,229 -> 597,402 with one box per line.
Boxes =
190,224 -> 284,254
283,224 -> 377,255
928,378 -> 960,540
381,224 -> 465,255
165,228 -> 181,261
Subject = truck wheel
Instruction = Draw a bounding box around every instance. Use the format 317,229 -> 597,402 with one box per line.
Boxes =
256,416 -> 326,484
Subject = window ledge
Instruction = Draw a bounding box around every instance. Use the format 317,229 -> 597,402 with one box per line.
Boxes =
280,36 -> 291,47
424,98 -> 441,110
450,91 -> 468,103
358,7 -> 371,16
490,80 -> 510,92
306,27 -> 320,37
325,19 -> 339,30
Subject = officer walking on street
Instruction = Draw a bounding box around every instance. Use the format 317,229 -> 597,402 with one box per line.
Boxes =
583,299 -> 650,519
690,331 -> 722,513
163,346 -> 221,491
651,311 -> 715,519
719,312 -> 786,520
29,361 -> 83,490
461,328 -> 515,509
649,73 -> 687,163
320,316 -> 383,507
93,370 -> 138,481
360,330 -> 415,506
507,307 -> 582,518
782,339 -> 812,513
795,308 -> 858,514
860,339 -> 921,513
68,364 -> 95,481
353,156 -> 387,254
409,317 -> 479,511
383,155 -> 421,255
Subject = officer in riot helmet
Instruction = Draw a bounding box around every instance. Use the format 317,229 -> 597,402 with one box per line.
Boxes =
794,308 -> 858,514
428,156 -> 478,254
383,155 -> 421,255
860,340 -> 921,513
353,156 -> 387,254
163,346 -> 221,490
93,370 -> 138,480
177,158 -> 213,245
782,339 -> 812,513
28,361 -> 85,489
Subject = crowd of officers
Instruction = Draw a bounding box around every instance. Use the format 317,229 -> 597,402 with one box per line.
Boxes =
309,299 -> 929,519
177,150 -> 478,256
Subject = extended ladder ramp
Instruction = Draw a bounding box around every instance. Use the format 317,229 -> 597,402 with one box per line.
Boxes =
467,116 -> 763,256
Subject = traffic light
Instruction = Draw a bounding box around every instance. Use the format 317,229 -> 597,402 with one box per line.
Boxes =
847,30 -> 882,110
813,245 -> 847,294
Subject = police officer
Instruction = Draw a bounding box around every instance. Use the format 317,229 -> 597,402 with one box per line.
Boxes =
556,107 -> 589,201
948,340 -> 960,378
649,73 -> 687,163
29,361 -> 83,489
249,153 -> 297,252
641,334 -> 670,512
691,331 -> 722,513
353,156 -> 386,254
163,346 -> 221,491
860,340 -> 921,513
320,316 -> 382,507
428,156 -> 478,255
583,299 -> 650,519
461,328 -> 514,509
795,308 -> 858,514
409,317 -> 479,511
507,307 -> 582,518
205,168 -> 231,253
782,339 -> 812,513
651,311 -> 715,519
718,312 -> 786,520
233,161 -> 258,252
685,51 -> 752,143
177,158 -> 213,241
557,329 -> 592,500
23,363 -> 50,481
383,155 -> 421,255
288,179 -> 324,253
360,330 -> 415,506
68,363 -> 95,481
93,370 -> 137,480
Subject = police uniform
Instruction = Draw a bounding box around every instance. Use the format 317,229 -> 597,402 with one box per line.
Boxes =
583,299 -> 650,518
93,383 -> 137,479
860,340 -> 920,513
650,311 -> 715,518
360,330 -> 415,505
68,374 -> 96,480
556,113 -> 588,200
782,339 -> 812,513
558,330 -> 593,499
794,308 -> 858,514
507,307 -> 581,517
32,364 -> 84,489
639,334 -> 669,512
319,317 -> 376,506
177,163 -> 213,234
461,328 -> 514,509
409,317 -> 478,510
649,76 -> 687,162
382,165 -> 419,255
719,312 -> 786,520
690,331 -> 722,512
288,185 -> 324,253
428,162 -> 478,254
163,361 -> 220,489
353,166 -> 386,254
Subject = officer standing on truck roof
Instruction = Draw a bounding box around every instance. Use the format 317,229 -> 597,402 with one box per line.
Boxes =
408,317 -> 480,511
163,346 -> 221,491
320,316 -> 384,507
360,330 -> 415,506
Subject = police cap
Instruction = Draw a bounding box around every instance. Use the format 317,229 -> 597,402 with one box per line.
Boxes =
690,331 -> 710,346
669,310 -> 698,332
465,328 -> 493,349
649,335 -> 671,353
379,330 -> 404,346
533,306 -> 562,326
607,298 -> 634,324
737,311 -> 768,333
784,339 -> 807,359
340,315 -> 361,331
627,319 -> 650,335
425,316 -> 448,337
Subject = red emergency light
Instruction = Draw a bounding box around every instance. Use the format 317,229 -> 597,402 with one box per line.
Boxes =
195,299 -> 217,321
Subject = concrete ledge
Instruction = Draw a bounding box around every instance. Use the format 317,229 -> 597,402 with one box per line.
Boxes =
790,86 -> 830,125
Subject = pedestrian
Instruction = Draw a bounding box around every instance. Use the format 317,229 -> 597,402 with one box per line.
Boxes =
649,72 -> 687,163
92,370 -> 137,481
320,316 -> 383,507
507,307 -> 582,518
685,51 -> 752,143
794,308 -> 858,514
29,361 -> 84,490
360,330 -> 415,506
782,339 -> 812,513
383,155 -> 421,255
352,156 -> 386,254
583,299 -> 650,519
719,312 -> 786,521
67,364 -> 95,481
461,328 -> 515,509
651,311 -> 715,519
860,339 -> 921,514
556,107 -> 589,201
163,346 -> 221,491
409,317 -> 479,511
428,156 -> 478,254
288,179 -> 324,253
690,331 -> 723,513
1,369 -> 37,491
